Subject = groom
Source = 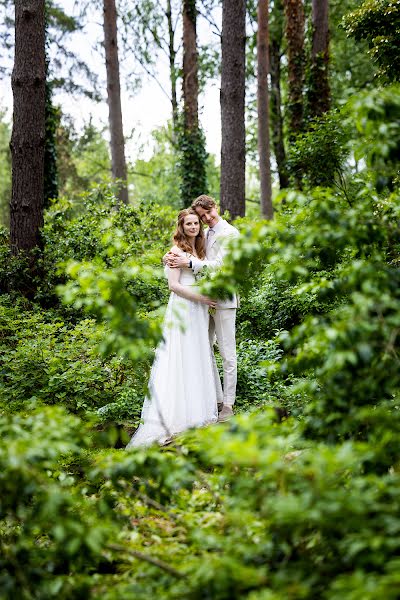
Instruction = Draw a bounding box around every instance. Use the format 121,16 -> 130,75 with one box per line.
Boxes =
166,195 -> 239,422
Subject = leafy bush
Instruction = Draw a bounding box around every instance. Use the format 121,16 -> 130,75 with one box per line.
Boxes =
40,187 -> 176,305
0,406 -> 118,599
235,338 -> 284,410
0,184 -> 177,307
0,297 -> 148,418
349,85 -> 400,191
343,0 -> 400,83
238,271 -> 334,340
287,110 -> 350,189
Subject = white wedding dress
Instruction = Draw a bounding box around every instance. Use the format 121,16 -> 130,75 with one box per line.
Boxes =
127,265 -> 221,448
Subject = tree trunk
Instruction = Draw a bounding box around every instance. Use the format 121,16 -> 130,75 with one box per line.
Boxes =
166,0 -> 178,137
269,0 -> 288,189
44,77 -> 59,208
182,0 -> 199,133
270,40 -> 289,189
220,0 -> 246,219
103,0 -> 128,206
180,0 -> 207,206
10,0 -> 46,256
284,0 -> 305,137
257,0 -> 273,219
308,0 -> 330,117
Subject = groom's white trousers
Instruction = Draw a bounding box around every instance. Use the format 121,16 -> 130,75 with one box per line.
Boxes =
209,308 -> 237,407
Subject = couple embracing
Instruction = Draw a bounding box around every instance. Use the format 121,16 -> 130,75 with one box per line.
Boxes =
127,195 -> 239,448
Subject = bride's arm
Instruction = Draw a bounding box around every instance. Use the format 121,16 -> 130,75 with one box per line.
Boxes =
167,267 -> 216,307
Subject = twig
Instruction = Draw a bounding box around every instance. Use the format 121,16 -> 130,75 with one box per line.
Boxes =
107,543 -> 186,578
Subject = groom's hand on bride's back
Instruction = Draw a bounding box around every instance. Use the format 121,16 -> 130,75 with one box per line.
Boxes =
162,250 -> 177,266
164,251 -> 189,269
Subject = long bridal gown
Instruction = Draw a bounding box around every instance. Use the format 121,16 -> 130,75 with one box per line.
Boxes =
127,265 -> 221,448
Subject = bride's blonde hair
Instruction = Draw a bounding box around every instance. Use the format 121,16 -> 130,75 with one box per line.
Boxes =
173,209 -> 206,259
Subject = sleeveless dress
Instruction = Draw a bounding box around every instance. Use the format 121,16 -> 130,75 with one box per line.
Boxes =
127,265 -> 221,447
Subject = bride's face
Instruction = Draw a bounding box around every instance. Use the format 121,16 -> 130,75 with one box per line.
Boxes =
183,214 -> 200,238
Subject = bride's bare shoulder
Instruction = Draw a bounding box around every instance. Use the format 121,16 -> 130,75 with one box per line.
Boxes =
169,245 -> 184,255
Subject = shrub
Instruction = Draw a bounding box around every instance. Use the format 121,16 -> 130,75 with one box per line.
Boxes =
235,338 -> 284,410
0,406 -> 118,599
0,297 -> 148,418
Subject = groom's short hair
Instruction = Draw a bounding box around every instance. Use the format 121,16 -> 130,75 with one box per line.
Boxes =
192,195 -> 217,210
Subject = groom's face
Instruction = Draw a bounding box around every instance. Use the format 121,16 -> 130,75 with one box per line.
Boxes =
195,206 -> 219,229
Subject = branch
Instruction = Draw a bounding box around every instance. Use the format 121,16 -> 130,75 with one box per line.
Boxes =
127,169 -> 155,179
198,7 -> 221,37
133,53 -> 172,103
107,543 -> 186,578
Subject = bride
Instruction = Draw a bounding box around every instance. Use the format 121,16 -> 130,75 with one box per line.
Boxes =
127,209 -> 221,448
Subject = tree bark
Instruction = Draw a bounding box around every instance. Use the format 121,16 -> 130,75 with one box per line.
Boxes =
270,40 -> 288,189
284,0 -> 305,137
308,0 -> 330,117
166,0 -> 178,136
269,0 -> 288,189
180,0 -> 207,206
182,0 -> 199,133
10,0 -> 46,255
257,0 -> 273,219
220,0 -> 246,219
103,0 -> 128,205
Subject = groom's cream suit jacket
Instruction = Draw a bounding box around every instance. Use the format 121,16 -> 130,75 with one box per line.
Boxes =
191,218 -> 239,309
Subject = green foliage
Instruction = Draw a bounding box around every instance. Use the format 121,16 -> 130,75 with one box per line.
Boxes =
53,411 -> 400,599
286,85 -> 400,193
178,125 -> 208,207
130,124 -> 181,208
238,271 -> 331,341
56,119 -> 111,198
0,184 -> 176,303
0,406 -> 118,599
205,183 -> 400,450
235,339 -> 284,410
2,403 -> 400,598
287,110 -> 350,189
349,84 -> 400,191
329,0 -> 376,104
59,251 -> 164,363
3,71 -> 400,600
0,297 -> 148,418
343,0 -> 400,82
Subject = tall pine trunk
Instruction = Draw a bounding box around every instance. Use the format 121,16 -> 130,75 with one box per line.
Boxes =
308,0 -> 330,117
183,0 -> 199,133
257,0 -> 273,219
180,0 -> 207,206
269,0 -> 288,189
220,0 -> 246,219
166,0 -> 178,136
284,0 -> 305,137
44,78 -> 59,208
10,0 -> 45,256
103,0 -> 128,205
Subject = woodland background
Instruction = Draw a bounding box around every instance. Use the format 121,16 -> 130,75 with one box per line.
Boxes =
1,0 -> 400,598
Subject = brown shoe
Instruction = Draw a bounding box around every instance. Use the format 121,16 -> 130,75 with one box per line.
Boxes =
218,405 -> 234,422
